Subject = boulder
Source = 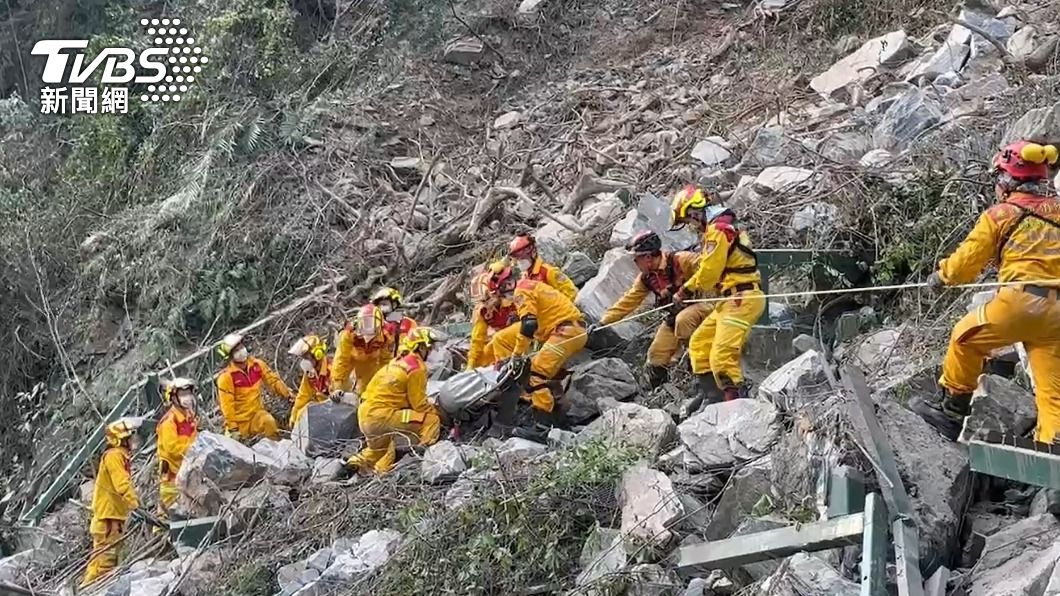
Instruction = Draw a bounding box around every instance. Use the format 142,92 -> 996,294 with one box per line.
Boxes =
576,247 -> 645,346
578,401 -> 677,458
744,325 -> 797,370
967,514 -> 1060,596
251,438 -> 312,485
660,400 -> 781,472
166,550 -> 222,596
739,126 -> 802,168
222,484 -> 293,534
175,432 -> 272,516
793,334 -> 819,354
618,463 -> 685,551
690,137 -> 732,166
348,529 -> 402,569
905,43 -> 971,84
277,560 -> 310,595
575,525 -> 628,592
704,457 -> 776,540
291,401 -> 359,457
1007,25 -> 1039,60
129,572 -> 176,596
758,350 -> 829,411
496,437 -> 548,465
0,550 -> 46,584
493,111 -> 522,130
103,559 -> 172,596
293,530 -> 402,596
566,358 -> 639,423
517,0 -> 546,14
760,553 -> 859,596
952,8 -> 1014,50
881,398 -> 971,574
609,193 -> 698,251
753,166 -> 815,194
682,578 -> 708,596
310,458 -> 345,484
1005,99 -> 1060,146
791,201 -> 839,233
444,468 -> 497,510
536,233 -> 569,265
817,131 -> 872,164
960,374 -> 1037,442
842,328 -> 900,373
872,88 -> 943,151
810,30 -> 915,99
547,427 -> 578,449
443,37 -> 486,65
421,441 -> 471,483
563,251 -> 598,287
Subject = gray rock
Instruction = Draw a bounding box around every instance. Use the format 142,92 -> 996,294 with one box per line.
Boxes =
277,559 -> 309,595
175,432 -> 273,517
705,457 -> 776,540
744,325 -> 797,370
443,37 -> 486,65
833,35 -> 861,55
563,251 -> 598,287
1006,99 -> 1060,146
421,441 -> 470,483
761,552 -> 859,596
566,358 -> 639,423
739,126 -> 801,168
1008,25 -> 1039,60
843,328 -> 900,372
675,492 -> 712,535
350,529 -> 402,569
578,402 -> 677,458
811,31 -> 916,98
0,550 -> 46,585
251,438 -> 312,485
817,131 -> 872,164
729,516 -> 790,580
618,463 -> 685,551
793,334 -> 819,354
129,571 -> 176,596
610,192 -> 698,251
933,71 -> 963,88
577,247 -> 645,346
223,484 -> 293,534
881,398 -> 971,574
625,564 -> 684,596
536,233 -> 569,265
791,201 -> 839,233
517,0 -> 546,14
952,8 -> 1014,50
753,166 -> 815,194
661,400 -> 780,471
547,427 -> 578,449
906,43 -> 971,84
1031,489 -> 1060,517
873,88 -> 943,151
691,137 -> 733,166
758,350 -> 829,412
493,111 -> 522,130
967,515 -> 1060,596
960,374 -> 1037,441
576,525 -> 627,591
444,469 -> 497,511
291,401 -> 359,457
497,437 -> 548,465
859,148 -> 894,168
310,458 -> 345,484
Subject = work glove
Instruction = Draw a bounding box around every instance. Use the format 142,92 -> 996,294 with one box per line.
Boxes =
329,390 -> 344,403
672,287 -> 689,308
664,306 -> 678,329
926,271 -> 946,294
584,323 -> 599,337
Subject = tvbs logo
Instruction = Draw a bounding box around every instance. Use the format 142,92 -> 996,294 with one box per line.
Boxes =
31,18 -> 207,114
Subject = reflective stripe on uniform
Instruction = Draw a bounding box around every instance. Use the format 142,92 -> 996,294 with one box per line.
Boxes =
722,317 -> 752,331
976,304 -> 988,326
401,410 -> 412,424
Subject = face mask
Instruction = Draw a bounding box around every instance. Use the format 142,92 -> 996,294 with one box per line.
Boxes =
233,346 -> 248,362
378,302 -> 393,314
385,310 -> 402,323
178,394 -> 196,410
517,259 -> 532,272
128,435 -> 142,452
300,359 -> 316,374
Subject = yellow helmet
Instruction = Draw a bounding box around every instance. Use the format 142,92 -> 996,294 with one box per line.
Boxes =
400,326 -> 447,355
288,334 -> 328,360
217,333 -> 244,360
370,287 -> 403,307
669,185 -> 709,230
163,377 -> 196,404
105,417 -> 143,447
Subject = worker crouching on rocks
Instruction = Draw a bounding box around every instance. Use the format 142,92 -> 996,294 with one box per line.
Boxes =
508,232 -> 579,301
914,140 -> 1060,443
669,185 -> 765,407
215,333 -> 293,442
599,230 -> 711,388
370,286 -> 418,357
345,327 -> 446,475
466,262 -> 521,370
288,334 -> 334,426
156,378 -> 199,516
332,304 -> 392,395
82,417 -> 143,587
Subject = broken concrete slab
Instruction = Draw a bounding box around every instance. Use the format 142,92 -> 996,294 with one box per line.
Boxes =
618,462 -> 685,552
758,350 -> 829,412
566,357 -> 639,423
810,30 -> 916,99
578,401 -> 676,458
967,514 -> 1060,596
661,400 -> 781,472
577,247 -> 645,346
704,457 -> 776,540
872,88 -> 943,151
960,374 -> 1038,442
690,137 -> 733,167
753,166 -> 815,194
292,401 -> 359,457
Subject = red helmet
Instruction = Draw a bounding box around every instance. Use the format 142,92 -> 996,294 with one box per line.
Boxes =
508,234 -> 536,258
487,263 -> 517,294
993,141 -> 1058,181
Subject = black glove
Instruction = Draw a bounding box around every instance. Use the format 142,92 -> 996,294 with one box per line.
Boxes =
584,323 -> 599,337
926,271 -> 945,294
664,307 -> 678,328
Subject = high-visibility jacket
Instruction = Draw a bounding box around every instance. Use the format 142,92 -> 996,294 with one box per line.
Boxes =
91,446 -> 138,522
523,256 -> 578,301
939,192 -> 1060,285
383,316 -> 417,357
291,357 -> 332,425
601,251 -> 700,325
332,327 -> 390,392
512,279 -> 584,355
359,353 -> 431,422
683,215 -> 761,294
216,357 -> 291,429
467,302 -> 518,369
157,406 -> 198,476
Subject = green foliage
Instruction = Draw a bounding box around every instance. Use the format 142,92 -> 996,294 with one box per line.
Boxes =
225,562 -> 272,596
203,0 -> 298,92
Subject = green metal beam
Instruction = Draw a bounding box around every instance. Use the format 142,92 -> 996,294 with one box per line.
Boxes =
828,465 -> 866,518
169,516 -> 224,549
860,493 -> 889,596
967,439 -> 1060,490
673,513 -> 865,572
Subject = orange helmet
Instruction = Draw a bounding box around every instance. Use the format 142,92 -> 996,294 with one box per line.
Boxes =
669,185 -> 709,230
351,304 -> 384,340
508,233 -> 536,258
487,261 -> 517,295
993,141 -> 1058,181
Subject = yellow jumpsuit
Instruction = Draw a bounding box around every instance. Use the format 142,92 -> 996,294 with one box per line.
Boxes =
331,327 -> 391,394
216,357 -> 291,440
600,250 -> 712,367
289,357 -> 332,426
523,256 -> 579,302
156,406 -> 198,512
466,302 -> 520,370
347,353 -> 441,474
83,446 -> 138,586
684,220 -> 764,386
937,192 -> 1060,443
492,279 -> 587,412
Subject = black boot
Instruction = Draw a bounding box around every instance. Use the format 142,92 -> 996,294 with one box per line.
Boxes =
487,378 -> 522,439
686,373 -> 723,415
910,390 -> 971,441
718,376 -> 750,401
646,365 -> 670,389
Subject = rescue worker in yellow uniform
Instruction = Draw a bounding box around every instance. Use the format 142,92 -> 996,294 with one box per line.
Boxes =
509,233 -> 579,301
466,263 -> 521,370
332,304 -> 392,394
371,287 -> 418,357
599,231 -> 711,388
82,417 -> 142,587
914,140 -> 1060,443
156,378 -> 198,516
288,334 -> 333,426
670,186 -> 765,405
215,333 -> 293,442
345,327 -> 446,475
488,264 -> 587,425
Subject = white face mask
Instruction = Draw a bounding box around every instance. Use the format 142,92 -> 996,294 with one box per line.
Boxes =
517,259 -> 532,272
233,346 -> 248,362
385,310 -> 403,323
300,359 -> 316,375
378,302 -> 393,314
128,435 -> 142,452
178,393 -> 196,410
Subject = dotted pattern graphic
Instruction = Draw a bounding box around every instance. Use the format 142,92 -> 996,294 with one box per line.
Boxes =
137,18 -> 208,104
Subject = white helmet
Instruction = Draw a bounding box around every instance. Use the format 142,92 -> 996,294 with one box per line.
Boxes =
217,333 -> 244,360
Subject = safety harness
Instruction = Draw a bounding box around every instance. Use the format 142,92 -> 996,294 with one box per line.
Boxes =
639,252 -> 682,298
996,202 -> 1060,264
711,207 -> 759,275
